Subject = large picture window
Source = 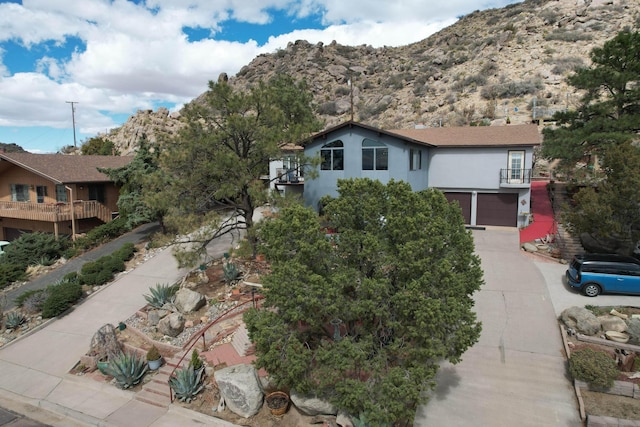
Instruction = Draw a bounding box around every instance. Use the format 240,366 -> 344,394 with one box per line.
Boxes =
362,138 -> 388,170
10,184 -> 29,202
321,140 -> 344,171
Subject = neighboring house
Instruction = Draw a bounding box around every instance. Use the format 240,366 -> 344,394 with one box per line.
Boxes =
0,152 -> 132,240
300,121 -> 541,228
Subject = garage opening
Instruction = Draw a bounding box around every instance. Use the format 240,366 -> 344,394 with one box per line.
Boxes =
444,192 -> 471,224
476,193 -> 518,227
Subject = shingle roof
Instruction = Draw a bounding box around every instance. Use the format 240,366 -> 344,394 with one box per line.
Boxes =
305,121 -> 541,148
0,152 -> 133,184
388,123 -> 541,147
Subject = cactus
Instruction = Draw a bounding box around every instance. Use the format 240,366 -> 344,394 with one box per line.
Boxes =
144,283 -> 179,308
103,352 -> 148,389
169,365 -> 205,402
4,311 -> 26,329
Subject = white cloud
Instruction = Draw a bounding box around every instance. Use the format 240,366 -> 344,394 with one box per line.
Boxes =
0,0 -> 524,150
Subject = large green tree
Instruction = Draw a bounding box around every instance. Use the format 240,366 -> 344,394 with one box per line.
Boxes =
542,30 -> 640,173
156,74 -> 322,266
563,142 -> 640,255
245,179 -> 483,425
100,137 -> 167,229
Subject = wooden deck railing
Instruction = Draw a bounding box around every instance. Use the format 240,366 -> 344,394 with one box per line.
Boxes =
0,200 -> 113,223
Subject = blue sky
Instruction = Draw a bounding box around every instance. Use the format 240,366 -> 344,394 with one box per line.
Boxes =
0,0 -> 523,153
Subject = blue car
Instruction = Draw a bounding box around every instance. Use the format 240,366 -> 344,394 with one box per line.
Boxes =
566,253 -> 640,297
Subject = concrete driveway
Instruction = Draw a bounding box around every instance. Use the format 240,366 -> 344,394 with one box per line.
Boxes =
415,228 -> 582,427
534,256 -> 640,316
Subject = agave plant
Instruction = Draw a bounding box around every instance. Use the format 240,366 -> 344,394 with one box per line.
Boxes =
144,283 -> 179,308
103,351 -> 148,389
169,365 -> 205,402
4,311 -> 26,329
222,261 -> 240,284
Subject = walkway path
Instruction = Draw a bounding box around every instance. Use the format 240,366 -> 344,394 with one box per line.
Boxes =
519,180 -> 556,244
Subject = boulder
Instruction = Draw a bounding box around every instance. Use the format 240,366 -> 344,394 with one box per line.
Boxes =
627,318 -> 640,344
561,306 -> 601,335
598,315 -> 627,333
214,364 -> 263,418
291,390 -> 337,416
174,288 -> 206,313
337,411 -> 354,427
147,309 -> 169,326
522,242 -> 538,252
157,313 -> 185,337
89,324 -> 122,361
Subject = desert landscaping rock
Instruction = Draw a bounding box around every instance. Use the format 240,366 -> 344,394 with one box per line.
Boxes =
291,390 -> 337,416
598,315 -> 628,333
214,364 -> 263,418
157,312 -> 185,337
561,306 -> 601,335
89,324 -> 122,361
174,288 -> 206,313
522,242 -> 538,252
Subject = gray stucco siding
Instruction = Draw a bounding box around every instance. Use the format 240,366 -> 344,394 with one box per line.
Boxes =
303,127 -> 429,209
428,146 -> 534,190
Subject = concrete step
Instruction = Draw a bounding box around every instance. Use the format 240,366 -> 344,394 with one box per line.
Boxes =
143,379 -> 172,397
135,389 -> 171,408
231,325 -> 252,357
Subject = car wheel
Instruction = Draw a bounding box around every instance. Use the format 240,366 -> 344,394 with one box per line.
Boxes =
582,283 -> 601,297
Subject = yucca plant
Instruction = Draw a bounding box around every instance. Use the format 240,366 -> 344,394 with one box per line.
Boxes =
144,283 -> 179,308
103,351 -> 147,389
169,365 -> 205,402
4,311 -> 26,329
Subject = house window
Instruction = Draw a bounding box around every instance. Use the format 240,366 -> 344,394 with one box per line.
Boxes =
56,185 -> 67,203
88,184 -> 105,203
321,140 -> 344,171
410,149 -> 422,170
362,139 -> 388,170
508,150 -> 525,183
36,185 -> 47,203
10,184 -> 29,202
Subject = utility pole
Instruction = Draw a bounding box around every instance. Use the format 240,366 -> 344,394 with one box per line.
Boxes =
348,71 -> 354,122
66,101 -> 78,148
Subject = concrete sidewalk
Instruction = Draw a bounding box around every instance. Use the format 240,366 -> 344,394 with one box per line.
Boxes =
0,232 -> 240,426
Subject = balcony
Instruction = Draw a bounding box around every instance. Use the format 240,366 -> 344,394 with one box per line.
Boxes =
0,200 -> 113,223
500,169 -> 532,188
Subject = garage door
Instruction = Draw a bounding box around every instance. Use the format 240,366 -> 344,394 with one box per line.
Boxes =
477,193 -> 517,227
444,192 -> 471,224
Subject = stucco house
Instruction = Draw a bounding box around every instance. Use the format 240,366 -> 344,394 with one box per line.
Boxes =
0,152 -> 132,240
300,121 -> 541,228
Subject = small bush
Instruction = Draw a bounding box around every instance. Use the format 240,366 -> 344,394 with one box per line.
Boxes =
2,232 -> 67,269
74,217 -> 130,250
0,262 -> 28,289
114,243 -> 136,262
22,291 -> 49,314
41,279 -> 84,318
569,348 -> 619,389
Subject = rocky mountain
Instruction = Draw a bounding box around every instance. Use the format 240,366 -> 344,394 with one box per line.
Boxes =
105,0 -> 639,155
